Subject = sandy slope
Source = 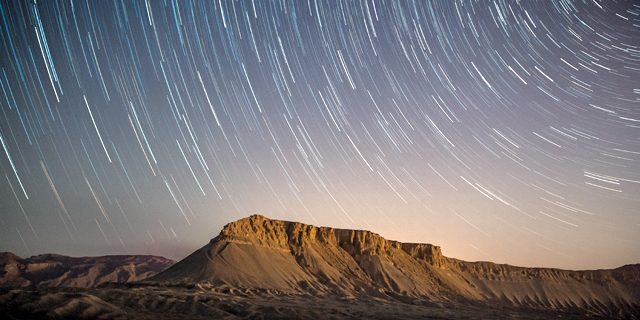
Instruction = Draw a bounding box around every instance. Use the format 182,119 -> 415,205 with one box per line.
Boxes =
149,215 -> 640,318
0,252 -> 175,288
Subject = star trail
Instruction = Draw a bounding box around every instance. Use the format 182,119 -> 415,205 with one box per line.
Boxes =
0,0 -> 638,270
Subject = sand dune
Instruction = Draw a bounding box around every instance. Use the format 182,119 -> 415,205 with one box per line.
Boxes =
0,252 -> 175,288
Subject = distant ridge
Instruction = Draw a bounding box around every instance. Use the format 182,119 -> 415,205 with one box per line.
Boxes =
0,252 -> 175,288
149,215 -> 640,318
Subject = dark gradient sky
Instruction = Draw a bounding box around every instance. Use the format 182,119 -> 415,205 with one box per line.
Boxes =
0,0 -> 638,270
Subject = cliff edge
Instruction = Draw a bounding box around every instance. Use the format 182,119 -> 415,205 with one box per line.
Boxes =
218,214 -> 443,266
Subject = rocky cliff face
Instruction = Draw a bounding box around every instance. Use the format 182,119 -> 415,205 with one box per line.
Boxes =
218,214 -> 443,267
150,215 -> 640,318
0,253 -> 175,288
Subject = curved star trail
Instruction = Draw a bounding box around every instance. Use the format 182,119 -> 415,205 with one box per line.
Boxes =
0,0 -> 638,269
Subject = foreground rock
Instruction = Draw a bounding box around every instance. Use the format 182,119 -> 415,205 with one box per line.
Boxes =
149,215 -> 640,318
0,252 -> 175,288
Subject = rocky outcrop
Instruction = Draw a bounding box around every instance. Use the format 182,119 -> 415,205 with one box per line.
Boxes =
218,214 -> 444,265
401,243 -> 443,268
150,215 -> 640,318
0,253 -> 175,288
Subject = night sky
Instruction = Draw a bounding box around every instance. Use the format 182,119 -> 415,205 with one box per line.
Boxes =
0,0 -> 638,270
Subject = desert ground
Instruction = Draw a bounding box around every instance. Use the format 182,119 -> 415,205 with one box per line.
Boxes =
0,283 -> 618,319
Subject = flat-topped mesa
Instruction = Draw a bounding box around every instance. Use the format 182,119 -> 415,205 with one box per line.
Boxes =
149,215 -> 640,318
216,215 -> 443,266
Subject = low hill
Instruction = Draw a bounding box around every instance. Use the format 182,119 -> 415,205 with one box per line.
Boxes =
0,252 -> 175,288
